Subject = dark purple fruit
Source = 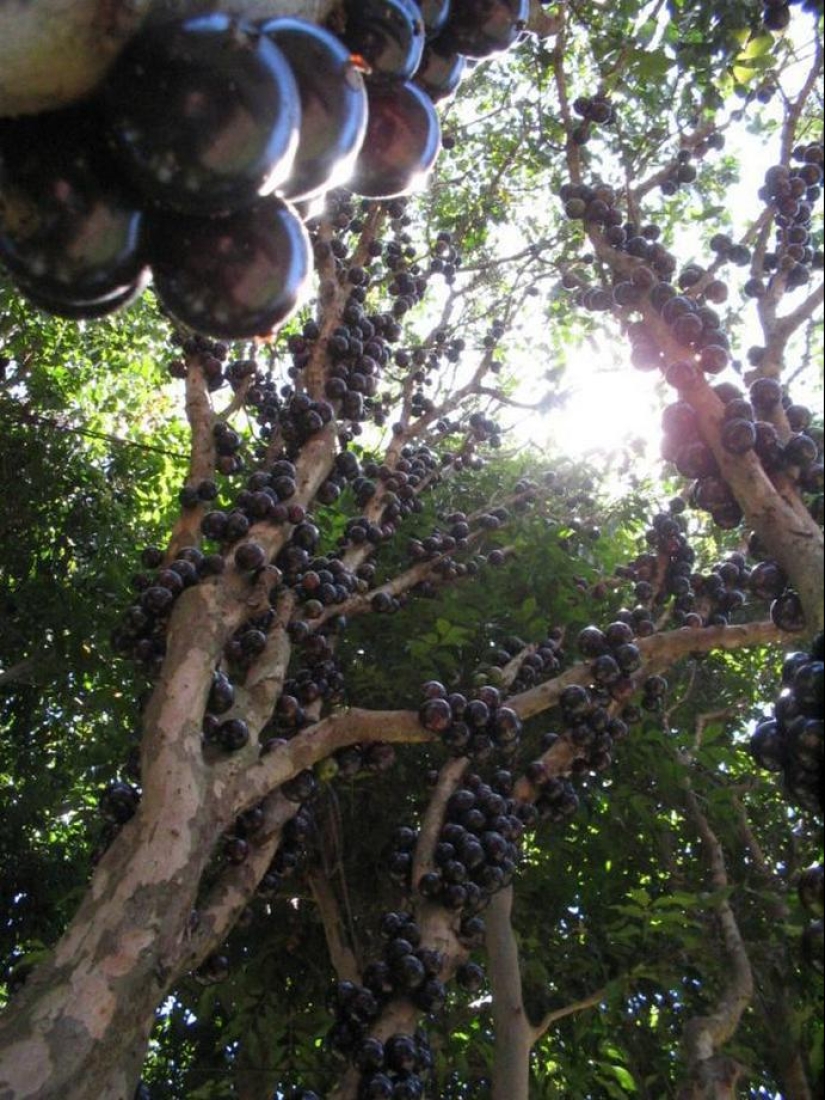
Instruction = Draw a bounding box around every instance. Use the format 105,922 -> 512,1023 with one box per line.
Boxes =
0,111 -> 145,307
102,13 -> 300,214
749,560 -> 787,601
784,432 -> 818,468
442,0 -> 529,57
456,961 -> 484,992
234,541 -> 267,572
147,197 -> 312,339
417,0 -> 452,36
99,782 -> 140,824
414,42 -> 466,102
721,418 -> 756,454
10,276 -> 146,320
343,0 -> 426,80
208,671 -> 235,714
577,625 -> 607,657
362,1075 -> 393,1100
282,768 -> 318,803
771,591 -> 806,633
419,697 -> 453,732
224,836 -> 249,864
260,18 -> 368,201
350,81 -> 441,199
219,718 -> 250,751
750,718 -> 784,771
385,1033 -> 418,1073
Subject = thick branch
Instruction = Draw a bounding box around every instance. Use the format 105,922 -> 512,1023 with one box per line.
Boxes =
179,791 -> 298,974
511,620 -> 782,723
167,353 -> 216,561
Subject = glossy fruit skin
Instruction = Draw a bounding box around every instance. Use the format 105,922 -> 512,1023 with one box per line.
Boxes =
343,0 -> 426,81
350,81 -> 441,199
11,274 -> 148,320
441,0 -> 529,57
0,111 -> 145,304
259,17 -> 368,202
146,197 -> 312,339
417,0 -> 452,36
414,41 -> 467,102
102,13 -> 300,215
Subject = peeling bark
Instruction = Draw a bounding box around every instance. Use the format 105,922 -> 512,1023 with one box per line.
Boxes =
0,604 -> 785,1096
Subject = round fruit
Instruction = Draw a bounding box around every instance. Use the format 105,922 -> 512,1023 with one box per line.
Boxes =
260,18 -> 368,202
417,0 -> 453,36
441,0 -> 529,58
146,197 -> 312,339
350,81 -> 441,199
415,41 -> 467,102
102,13 -> 300,215
343,0 -> 426,81
0,110 -> 145,306
9,275 -> 147,321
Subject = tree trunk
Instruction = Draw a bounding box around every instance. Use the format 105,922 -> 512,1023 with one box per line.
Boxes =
486,888 -> 532,1100
0,792 -> 220,1099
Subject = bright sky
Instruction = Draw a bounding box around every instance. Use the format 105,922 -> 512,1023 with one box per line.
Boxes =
487,13 -> 822,474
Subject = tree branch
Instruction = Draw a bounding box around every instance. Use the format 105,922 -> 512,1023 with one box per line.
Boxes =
167,351 -> 216,561
308,869 -> 361,984
532,984 -> 609,1042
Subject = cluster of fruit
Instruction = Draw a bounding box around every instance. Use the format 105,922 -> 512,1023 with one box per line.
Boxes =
328,967 -> 435,1096
660,376 -> 821,537
750,144 -> 823,294
570,92 -> 615,146
750,632 -> 823,814
0,2 -> 530,337
530,680 -> 632,789
485,629 -> 564,691
257,804 -> 316,896
559,144 -> 822,379
659,149 -> 699,197
418,681 -> 524,762
414,770 -> 528,913
112,543 -> 226,673
617,506 -> 800,630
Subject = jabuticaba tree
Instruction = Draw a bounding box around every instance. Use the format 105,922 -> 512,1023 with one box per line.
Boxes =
0,2 -> 822,1100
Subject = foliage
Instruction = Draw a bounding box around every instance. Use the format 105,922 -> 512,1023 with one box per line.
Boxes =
0,2 -> 823,1099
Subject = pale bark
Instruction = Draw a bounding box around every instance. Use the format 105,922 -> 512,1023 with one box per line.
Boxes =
0,611 -> 784,1098
0,0 -> 338,117
166,350 -> 216,561
676,785 -> 754,1100
486,887 -> 532,1100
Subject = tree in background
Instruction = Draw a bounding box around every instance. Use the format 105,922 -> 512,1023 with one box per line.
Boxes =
0,1 -> 822,1098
